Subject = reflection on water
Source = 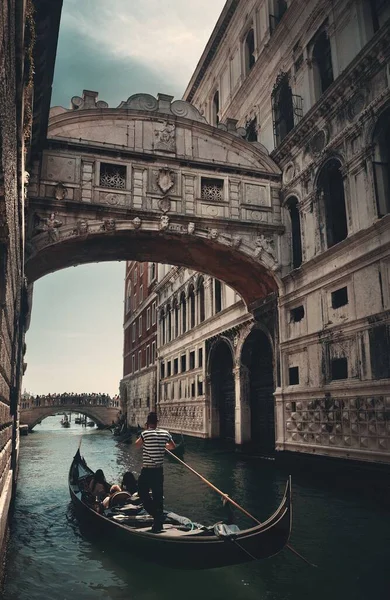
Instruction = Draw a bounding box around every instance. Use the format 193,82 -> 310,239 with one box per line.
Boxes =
2,416 -> 390,600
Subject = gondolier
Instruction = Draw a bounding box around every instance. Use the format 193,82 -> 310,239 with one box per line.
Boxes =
135,412 -> 175,533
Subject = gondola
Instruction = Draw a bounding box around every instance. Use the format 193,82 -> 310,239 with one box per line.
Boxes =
61,415 -> 70,428
69,449 -> 292,570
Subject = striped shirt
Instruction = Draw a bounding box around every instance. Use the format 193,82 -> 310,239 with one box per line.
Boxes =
141,428 -> 173,468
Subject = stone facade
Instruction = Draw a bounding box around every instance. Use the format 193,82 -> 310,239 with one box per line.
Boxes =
0,0 -> 62,561
120,261 -> 158,427
178,0 -> 390,462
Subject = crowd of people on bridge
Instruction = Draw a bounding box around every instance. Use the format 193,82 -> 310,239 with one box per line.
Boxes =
21,392 -> 120,410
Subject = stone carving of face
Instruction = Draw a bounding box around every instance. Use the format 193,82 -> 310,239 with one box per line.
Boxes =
160,215 -> 169,230
133,217 -> 142,229
187,222 -> 195,234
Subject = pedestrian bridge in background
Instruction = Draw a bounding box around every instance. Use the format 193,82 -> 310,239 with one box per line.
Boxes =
25,91 -> 286,310
20,401 -> 120,430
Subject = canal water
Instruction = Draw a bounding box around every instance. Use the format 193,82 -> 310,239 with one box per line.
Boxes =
2,416 -> 390,600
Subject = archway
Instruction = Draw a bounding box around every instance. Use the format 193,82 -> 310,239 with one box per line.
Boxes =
241,329 -> 275,451
209,340 -> 235,441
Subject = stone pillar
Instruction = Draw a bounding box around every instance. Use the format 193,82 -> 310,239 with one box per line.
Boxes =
233,364 -> 251,445
274,387 -> 285,451
204,276 -> 213,320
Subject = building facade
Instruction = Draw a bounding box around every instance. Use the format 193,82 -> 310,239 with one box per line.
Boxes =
120,261 -> 158,427
146,0 -> 390,463
0,0 -> 62,561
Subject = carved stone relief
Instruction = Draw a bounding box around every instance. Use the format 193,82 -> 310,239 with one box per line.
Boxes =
101,218 -> 116,231
159,215 -> 170,231
133,217 -> 142,229
154,122 -> 176,152
254,235 -> 276,260
156,168 -> 175,194
187,222 -> 195,234
33,213 -> 63,242
53,182 -> 68,201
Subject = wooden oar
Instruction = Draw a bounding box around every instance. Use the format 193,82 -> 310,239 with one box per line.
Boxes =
166,449 -> 317,568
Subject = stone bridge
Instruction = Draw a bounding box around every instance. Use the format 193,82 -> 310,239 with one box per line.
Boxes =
20,402 -> 120,430
25,91 -> 288,310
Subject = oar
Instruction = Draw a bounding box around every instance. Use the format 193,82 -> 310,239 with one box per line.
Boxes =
166,449 -> 317,568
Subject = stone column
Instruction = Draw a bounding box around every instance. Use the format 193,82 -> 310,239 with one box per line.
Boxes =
274,387 -> 285,451
233,364 -> 251,445
204,276 -> 213,320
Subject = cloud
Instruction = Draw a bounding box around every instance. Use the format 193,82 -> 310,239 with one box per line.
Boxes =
52,0 -> 226,107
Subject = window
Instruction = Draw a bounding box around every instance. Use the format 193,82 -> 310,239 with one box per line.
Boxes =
212,91 -> 220,126
287,197 -> 302,268
244,28 -> 255,74
198,277 -> 205,323
245,117 -> 258,142
167,361 -> 172,377
150,262 -> 157,282
99,162 -> 126,189
317,159 -> 348,248
126,281 -> 132,313
369,324 -> 390,379
146,345 -> 150,366
269,0 -> 287,33
174,358 -> 178,375
160,310 -> 166,345
290,306 -> 305,322
272,73 -> 294,146
180,292 -> 187,333
160,362 -> 165,379
139,262 -> 144,275
132,322 -> 136,342
138,315 -> 142,337
197,378 -> 203,396
331,287 -> 348,309
372,109 -> 390,217
214,279 -> 222,314
201,178 -> 224,202
189,285 -> 195,329
369,0 -> 389,32
174,300 -> 179,337
131,354 -> 135,373
289,366 -> 299,385
191,381 -> 196,398
138,350 -> 142,370
151,341 -> 156,363
312,30 -> 334,97
134,267 -> 138,285
181,354 -> 186,372
146,396 -> 150,408
331,358 -> 348,380
198,348 -> 203,368
146,307 -> 151,330
139,284 -> 143,303
152,301 -> 156,325
189,351 -> 195,370
167,305 -> 172,342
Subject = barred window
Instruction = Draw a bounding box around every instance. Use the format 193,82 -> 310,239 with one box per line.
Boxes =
100,163 -> 126,189
201,178 -> 224,202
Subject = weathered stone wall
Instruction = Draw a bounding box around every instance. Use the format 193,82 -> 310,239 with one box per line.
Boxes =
0,0 -> 23,558
121,367 -> 157,428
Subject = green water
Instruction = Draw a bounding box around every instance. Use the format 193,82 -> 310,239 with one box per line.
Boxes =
2,416 -> 390,599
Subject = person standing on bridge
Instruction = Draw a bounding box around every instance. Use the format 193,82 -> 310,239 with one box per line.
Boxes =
135,411 -> 175,533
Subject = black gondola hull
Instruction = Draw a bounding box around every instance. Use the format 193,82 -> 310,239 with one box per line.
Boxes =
69,451 -> 292,570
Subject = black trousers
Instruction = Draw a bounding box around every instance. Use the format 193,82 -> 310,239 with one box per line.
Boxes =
138,467 -> 164,526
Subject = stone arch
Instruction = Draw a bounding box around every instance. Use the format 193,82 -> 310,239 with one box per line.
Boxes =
26,408 -> 107,430
207,337 -> 236,441
240,325 -> 276,451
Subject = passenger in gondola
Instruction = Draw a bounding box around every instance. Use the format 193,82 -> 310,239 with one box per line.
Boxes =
121,471 -> 138,495
88,469 -> 110,501
102,484 -> 122,508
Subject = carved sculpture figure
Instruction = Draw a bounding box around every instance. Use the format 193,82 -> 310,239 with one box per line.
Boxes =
159,215 -> 170,231
33,212 -> 63,242
157,168 -> 175,194
187,222 -> 195,234
255,235 -> 276,259
53,182 -> 67,201
102,218 -> 116,231
76,219 -> 89,235
133,217 -> 142,229
209,228 -> 219,240
155,122 -> 176,152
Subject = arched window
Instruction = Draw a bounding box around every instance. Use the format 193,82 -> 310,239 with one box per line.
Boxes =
160,310 -> 166,345
189,284 -> 196,329
214,279 -> 222,314
198,277 -> 205,323
286,197 -> 302,268
245,116 -> 258,142
312,31 -> 334,97
272,73 -> 294,146
166,304 -> 172,342
244,28 -> 255,74
173,298 -> 179,338
126,281 -> 132,313
372,109 -> 390,217
317,159 -> 348,248
212,91 -> 220,126
180,291 -> 187,334
269,0 -> 288,33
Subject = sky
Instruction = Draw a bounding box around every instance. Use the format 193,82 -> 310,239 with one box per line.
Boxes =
24,0 -> 226,396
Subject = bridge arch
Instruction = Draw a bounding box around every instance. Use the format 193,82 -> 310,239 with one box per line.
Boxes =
26,92 -> 285,310
20,404 -> 120,430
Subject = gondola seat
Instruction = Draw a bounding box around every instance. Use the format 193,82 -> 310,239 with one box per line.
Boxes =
109,491 -> 133,508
